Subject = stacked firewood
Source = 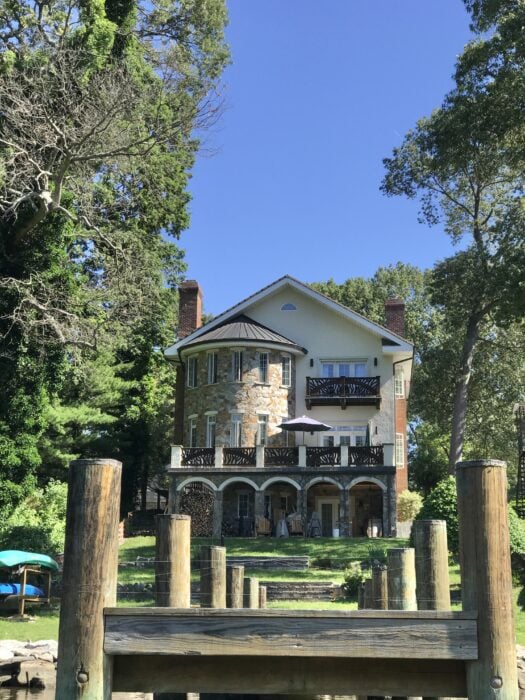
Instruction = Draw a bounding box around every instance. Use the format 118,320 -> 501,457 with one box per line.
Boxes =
179,484 -> 213,536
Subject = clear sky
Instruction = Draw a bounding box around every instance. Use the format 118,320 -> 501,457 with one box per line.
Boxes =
183,0 -> 473,316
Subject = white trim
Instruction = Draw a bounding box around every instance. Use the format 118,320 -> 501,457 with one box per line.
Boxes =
304,476 -> 342,490
256,410 -> 270,415
176,477 -> 217,492
219,476 -> 259,492
347,477 -> 387,492
204,410 -> 218,416
165,276 -> 414,358
187,414 -> 198,419
260,476 -> 302,491
229,409 -> 245,414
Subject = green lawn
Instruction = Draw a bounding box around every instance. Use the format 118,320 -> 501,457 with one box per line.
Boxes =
0,536 -> 523,644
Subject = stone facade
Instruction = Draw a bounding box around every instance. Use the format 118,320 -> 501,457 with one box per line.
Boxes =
184,346 -> 296,447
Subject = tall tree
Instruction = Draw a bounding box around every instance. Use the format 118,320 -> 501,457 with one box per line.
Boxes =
381,5 -> 525,469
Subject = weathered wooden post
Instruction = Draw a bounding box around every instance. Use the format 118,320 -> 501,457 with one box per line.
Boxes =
413,520 -> 451,700
259,584 -> 267,608
371,563 -> 388,610
387,547 -> 417,611
155,514 -> 191,607
226,565 -> 244,608
243,576 -> 259,608
363,578 -> 373,609
456,459 -> 518,700
357,582 -> 365,609
388,547 -> 419,700
55,458 -> 122,700
200,546 -> 226,608
154,514 -> 192,700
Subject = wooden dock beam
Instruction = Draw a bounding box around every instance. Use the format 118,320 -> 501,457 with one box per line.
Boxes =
457,459 -> 518,699
56,458 -> 122,700
155,514 -> 191,608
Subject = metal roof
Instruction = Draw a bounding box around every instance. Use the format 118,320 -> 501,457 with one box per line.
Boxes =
183,314 -> 306,352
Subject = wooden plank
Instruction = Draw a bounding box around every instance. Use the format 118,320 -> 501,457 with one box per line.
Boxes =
104,610 -> 477,660
105,607 -> 476,619
111,655 -> 468,697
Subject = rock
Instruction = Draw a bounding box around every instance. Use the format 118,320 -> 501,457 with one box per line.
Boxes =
17,659 -> 56,689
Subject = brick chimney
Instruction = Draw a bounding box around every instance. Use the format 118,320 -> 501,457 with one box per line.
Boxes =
178,280 -> 203,339
384,298 -> 405,337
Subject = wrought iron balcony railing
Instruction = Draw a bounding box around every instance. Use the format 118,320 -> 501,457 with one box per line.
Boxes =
305,376 -> 381,408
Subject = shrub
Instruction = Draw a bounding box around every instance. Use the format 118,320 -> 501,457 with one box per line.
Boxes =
367,543 -> 388,565
415,476 -> 459,554
508,506 -> 525,556
342,562 -> 367,599
397,490 -> 423,522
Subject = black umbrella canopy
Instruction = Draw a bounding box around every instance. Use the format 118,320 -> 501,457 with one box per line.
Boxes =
277,416 -> 332,432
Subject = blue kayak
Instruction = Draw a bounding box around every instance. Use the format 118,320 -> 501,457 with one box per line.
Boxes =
0,583 -> 45,597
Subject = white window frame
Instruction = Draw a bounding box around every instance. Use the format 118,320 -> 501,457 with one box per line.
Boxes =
232,350 -> 244,382
258,351 -> 269,384
206,414 -> 217,448
395,367 -> 405,397
396,433 -> 405,467
257,414 -> 268,446
207,352 -> 218,384
189,416 -> 198,447
320,359 -> 368,378
281,354 -> 291,387
230,413 -> 242,447
187,356 -> 198,388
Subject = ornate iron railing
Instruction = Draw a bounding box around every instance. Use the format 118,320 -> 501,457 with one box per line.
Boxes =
223,447 -> 257,466
348,445 -> 384,465
264,447 -> 299,466
306,376 -> 381,407
306,446 -> 341,467
181,447 -> 215,467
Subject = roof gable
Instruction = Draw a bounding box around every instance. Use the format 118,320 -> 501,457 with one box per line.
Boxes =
165,275 -> 413,358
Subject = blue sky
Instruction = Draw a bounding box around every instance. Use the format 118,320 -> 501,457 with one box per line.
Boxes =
183,1 -> 473,316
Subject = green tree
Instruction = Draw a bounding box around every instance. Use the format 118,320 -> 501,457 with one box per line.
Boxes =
382,9 -> 525,469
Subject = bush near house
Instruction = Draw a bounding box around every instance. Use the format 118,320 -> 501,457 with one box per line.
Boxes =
397,489 -> 423,522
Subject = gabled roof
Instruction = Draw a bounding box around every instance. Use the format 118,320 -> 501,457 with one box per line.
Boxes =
165,275 -> 413,359
184,314 -> 306,353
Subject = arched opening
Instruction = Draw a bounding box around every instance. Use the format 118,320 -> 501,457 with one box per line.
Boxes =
179,482 -> 214,537
349,480 -> 384,537
306,479 -> 342,537
221,480 -> 257,537
260,478 -> 302,537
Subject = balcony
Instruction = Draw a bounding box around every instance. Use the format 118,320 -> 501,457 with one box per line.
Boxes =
172,444 -> 390,469
305,376 -> 381,409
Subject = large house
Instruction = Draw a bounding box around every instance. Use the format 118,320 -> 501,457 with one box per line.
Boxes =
165,276 -> 413,538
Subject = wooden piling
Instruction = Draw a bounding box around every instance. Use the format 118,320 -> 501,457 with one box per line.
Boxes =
200,546 -> 226,608
413,519 -> 450,612
387,548 -> 417,611
357,582 -> 365,610
363,578 -> 373,609
243,577 -> 259,608
259,584 -> 267,609
226,565 -> 244,608
155,514 -> 191,608
371,564 -> 388,610
456,459 -> 518,700
55,458 -> 122,700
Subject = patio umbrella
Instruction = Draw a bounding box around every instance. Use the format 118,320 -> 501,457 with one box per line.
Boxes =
277,415 -> 332,445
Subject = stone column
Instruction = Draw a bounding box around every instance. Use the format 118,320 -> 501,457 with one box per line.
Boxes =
297,489 -> 307,530
212,489 -> 223,539
254,490 -> 265,533
384,474 -> 396,536
339,489 -> 349,536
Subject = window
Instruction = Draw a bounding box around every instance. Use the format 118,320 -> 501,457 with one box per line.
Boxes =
396,433 -> 405,467
230,413 -> 242,447
257,414 -> 268,445
189,416 -> 198,447
395,367 -> 405,397
258,352 -> 269,383
281,355 -> 291,386
207,352 -> 218,384
264,495 -> 272,518
206,414 -> 217,448
238,493 -> 250,518
281,303 -> 297,311
232,350 -> 243,382
321,360 -> 367,378
187,356 -> 198,388
322,435 -> 335,447
355,434 -> 366,447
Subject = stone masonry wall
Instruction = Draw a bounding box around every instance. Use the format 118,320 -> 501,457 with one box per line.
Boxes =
183,346 -> 296,447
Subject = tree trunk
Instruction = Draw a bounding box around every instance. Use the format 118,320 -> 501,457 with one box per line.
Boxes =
448,312 -> 481,472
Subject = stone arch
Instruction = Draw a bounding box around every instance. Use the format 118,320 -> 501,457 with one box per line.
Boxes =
304,476 -> 343,491
347,476 -> 387,492
176,476 -> 217,492
219,476 -> 259,492
260,476 -> 302,491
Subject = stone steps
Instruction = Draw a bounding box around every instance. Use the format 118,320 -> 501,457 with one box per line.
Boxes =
123,555 -> 309,571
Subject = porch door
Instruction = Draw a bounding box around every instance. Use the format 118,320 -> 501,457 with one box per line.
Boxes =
318,498 -> 339,536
